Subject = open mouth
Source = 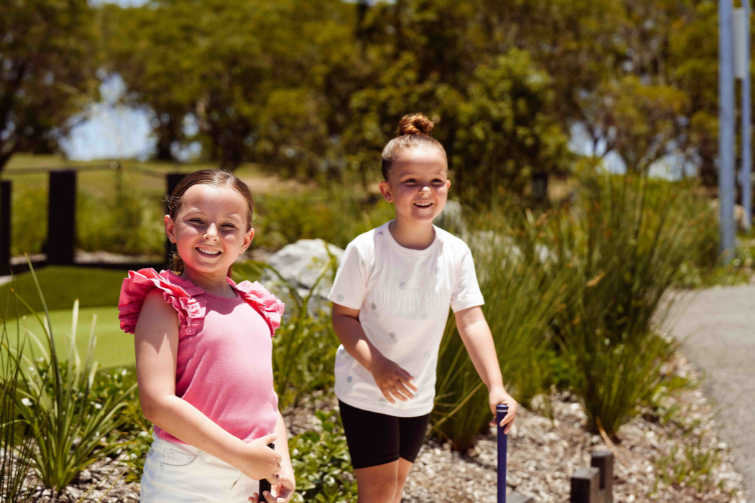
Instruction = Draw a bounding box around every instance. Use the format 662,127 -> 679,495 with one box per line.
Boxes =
413,202 -> 433,208
196,247 -> 221,257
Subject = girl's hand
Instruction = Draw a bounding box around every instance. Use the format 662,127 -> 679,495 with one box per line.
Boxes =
240,433 -> 282,482
371,356 -> 418,403
249,469 -> 295,503
489,387 -> 517,434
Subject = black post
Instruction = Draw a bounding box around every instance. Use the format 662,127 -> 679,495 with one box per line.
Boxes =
591,451 -> 614,503
0,180 -> 11,276
165,173 -> 186,266
47,170 -> 77,265
570,467 -> 600,503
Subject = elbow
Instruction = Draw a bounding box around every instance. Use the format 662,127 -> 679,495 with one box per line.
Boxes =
139,393 -> 168,424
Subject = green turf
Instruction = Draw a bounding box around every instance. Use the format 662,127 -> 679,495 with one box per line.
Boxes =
0,266 -> 131,318
3,306 -> 134,369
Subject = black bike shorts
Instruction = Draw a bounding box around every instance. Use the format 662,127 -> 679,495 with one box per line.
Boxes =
338,399 -> 431,469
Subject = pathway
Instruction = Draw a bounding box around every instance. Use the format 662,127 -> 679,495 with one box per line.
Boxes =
666,282 -> 755,499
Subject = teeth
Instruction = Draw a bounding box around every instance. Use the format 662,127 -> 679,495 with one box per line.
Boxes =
415,202 -> 432,207
198,248 -> 220,255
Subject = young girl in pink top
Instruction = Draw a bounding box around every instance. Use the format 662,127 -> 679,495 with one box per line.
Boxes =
118,170 -> 294,503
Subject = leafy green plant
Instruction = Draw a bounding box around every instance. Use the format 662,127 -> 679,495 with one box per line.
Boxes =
654,439 -> 721,493
9,263 -> 137,491
77,175 -> 165,256
254,186 -> 394,250
289,410 -> 357,503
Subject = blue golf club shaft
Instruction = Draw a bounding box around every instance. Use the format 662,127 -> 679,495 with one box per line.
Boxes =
497,404 -> 508,503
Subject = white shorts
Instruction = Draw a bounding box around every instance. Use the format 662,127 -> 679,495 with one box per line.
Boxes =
140,435 -> 261,503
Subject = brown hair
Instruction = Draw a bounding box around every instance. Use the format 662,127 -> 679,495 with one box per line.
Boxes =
166,169 -> 254,277
381,113 -> 447,180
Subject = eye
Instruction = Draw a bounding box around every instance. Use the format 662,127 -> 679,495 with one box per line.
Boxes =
222,224 -> 237,229
189,218 -> 203,224
404,178 -> 417,184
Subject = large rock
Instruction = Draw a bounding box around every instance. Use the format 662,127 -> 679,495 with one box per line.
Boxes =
260,239 -> 344,315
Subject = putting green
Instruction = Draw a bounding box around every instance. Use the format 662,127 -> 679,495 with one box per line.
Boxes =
3,306 -> 135,369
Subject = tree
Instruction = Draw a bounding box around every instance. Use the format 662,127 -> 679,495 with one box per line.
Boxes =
0,0 -> 100,170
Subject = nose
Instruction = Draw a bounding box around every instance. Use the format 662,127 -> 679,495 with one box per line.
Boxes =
420,184 -> 431,195
203,223 -> 219,241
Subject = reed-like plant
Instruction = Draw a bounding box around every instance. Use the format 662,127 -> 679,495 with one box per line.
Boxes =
0,304 -> 40,500
552,173 -> 710,437
431,209 -> 574,452
9,263 -> 136,491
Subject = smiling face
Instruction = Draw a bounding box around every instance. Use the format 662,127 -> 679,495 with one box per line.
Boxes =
165,184 -> 254,277
379,146 -> 451,224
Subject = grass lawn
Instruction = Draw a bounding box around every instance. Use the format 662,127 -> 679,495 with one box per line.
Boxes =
4,306 -> 134,369
0,266 -> 129,318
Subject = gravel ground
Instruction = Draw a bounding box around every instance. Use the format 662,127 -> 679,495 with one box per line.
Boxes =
13,353 -> 747,503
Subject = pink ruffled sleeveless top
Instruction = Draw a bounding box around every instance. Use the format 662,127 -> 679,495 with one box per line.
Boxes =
118,269 -> 285,445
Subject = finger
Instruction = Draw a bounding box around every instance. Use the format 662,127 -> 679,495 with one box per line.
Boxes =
248,494 -> 258,503
498,412 -> 514,427
381,389 -> 396,404
390,386 -> 408,402
264,490 -> 284,503
396,381 -> 415,399
260,432 -> 278,444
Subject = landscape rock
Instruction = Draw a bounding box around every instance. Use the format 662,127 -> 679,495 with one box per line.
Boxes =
259,238 -> 344,315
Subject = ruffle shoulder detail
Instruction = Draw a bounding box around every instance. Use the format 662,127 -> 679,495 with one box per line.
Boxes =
231,280 -> 285,337
118,269 -> 207,335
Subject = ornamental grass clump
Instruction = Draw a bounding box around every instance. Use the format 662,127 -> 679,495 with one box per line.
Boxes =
553,173 -> 711,438
6,263 -> 136,492
431,208 -> 574,452
0,307 -> 40,500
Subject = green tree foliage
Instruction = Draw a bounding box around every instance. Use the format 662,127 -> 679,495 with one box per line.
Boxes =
0,0 -> 100,170
102,0 -> 724,195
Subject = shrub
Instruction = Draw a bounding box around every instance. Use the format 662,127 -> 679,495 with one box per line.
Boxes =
254,186 -> 394,250
77,177 -> 165,256
289,410 -> 357,503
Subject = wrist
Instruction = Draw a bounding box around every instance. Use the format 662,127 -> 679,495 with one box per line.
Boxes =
488,384 -> 507,395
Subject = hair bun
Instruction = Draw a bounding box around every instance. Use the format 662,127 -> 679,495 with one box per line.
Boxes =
397,113 -> 434,137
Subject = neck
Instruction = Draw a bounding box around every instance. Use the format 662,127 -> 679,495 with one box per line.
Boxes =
389,217 -> 435,250
181,267 -> 235,297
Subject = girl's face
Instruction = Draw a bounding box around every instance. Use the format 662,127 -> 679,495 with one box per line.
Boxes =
165,184 -> 253,277
379,146 -> 451,224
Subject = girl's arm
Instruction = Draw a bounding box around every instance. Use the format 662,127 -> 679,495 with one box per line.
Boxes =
331,303 -> 418,402
135,289 -> 281,482
454,305 -> 518,433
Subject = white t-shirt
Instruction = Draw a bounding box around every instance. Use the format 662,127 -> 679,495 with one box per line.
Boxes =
327,221 -> 485,417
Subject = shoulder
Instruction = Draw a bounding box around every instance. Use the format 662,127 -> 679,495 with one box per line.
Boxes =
347,227 -> 381,252
136,288 -> 180,330
229,279 -> 285,337
118,268 -> 205,335
435,226 -> 472,254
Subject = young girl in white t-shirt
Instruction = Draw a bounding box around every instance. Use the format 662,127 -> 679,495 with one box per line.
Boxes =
327,113 -> 518,502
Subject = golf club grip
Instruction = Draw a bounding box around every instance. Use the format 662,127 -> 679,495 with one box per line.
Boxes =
259,443 -> 275,503
497,404 -> 508,503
